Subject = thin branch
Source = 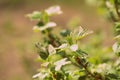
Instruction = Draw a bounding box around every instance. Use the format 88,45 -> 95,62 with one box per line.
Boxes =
76,57 -> 102,80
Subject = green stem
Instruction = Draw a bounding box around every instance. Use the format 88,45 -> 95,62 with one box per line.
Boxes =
76,57 -> 102,80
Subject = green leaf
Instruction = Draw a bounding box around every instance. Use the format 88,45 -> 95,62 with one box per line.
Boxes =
38,51 -> 49,60
48,54 -> 62,63
35,43 -> 49,60
106,73 -> 119,79
60,29 -> 71,37
37,21 -> 44,27
115,22 -> 120,35
55,72 -> 64,80
42,12 -> 49,23
27,11 -> 42,21
76,49 -> 87,55
66,36 -> 73,45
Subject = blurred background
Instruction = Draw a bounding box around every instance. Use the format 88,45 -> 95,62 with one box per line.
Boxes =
0,0 -> 114,80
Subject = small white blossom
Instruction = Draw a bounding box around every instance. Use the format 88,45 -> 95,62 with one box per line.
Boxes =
45,22 -> 57,28
54,58 -> 71,71
96,63 -> 111,73
32,73 -> 48,79
73,26 -> 93,39
32,73 -> 41,78
70,44 -> 78,51
33,22 -> 56,31
45,5 -> 62,16
48,45 -> 56,55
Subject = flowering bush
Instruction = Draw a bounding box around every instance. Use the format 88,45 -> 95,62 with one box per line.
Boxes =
27,1 -> 120,80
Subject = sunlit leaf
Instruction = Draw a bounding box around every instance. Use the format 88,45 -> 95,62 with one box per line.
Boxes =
27,11 -> 42,21
57,43 -> 68,49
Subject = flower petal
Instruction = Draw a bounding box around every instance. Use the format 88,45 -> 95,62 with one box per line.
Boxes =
70,44 -> 78,51
48,45 -> 56,55
54,58 -> 71,71
45,5 -> 62,16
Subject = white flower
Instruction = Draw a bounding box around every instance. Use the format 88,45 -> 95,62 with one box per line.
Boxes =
32,73 -> 48,79
70,44 -> 78,51
33,22 -> 56,31
54,58 -> 71,71
45,22 -> 57,28
48,45 -> 56,55
73,26 -> 93,39
96,63 -> 111,73
45,5 -> 62,16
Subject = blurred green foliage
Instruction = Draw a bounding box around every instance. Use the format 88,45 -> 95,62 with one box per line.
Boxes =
1,0 -> 120,80
27,1 -> 120,79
